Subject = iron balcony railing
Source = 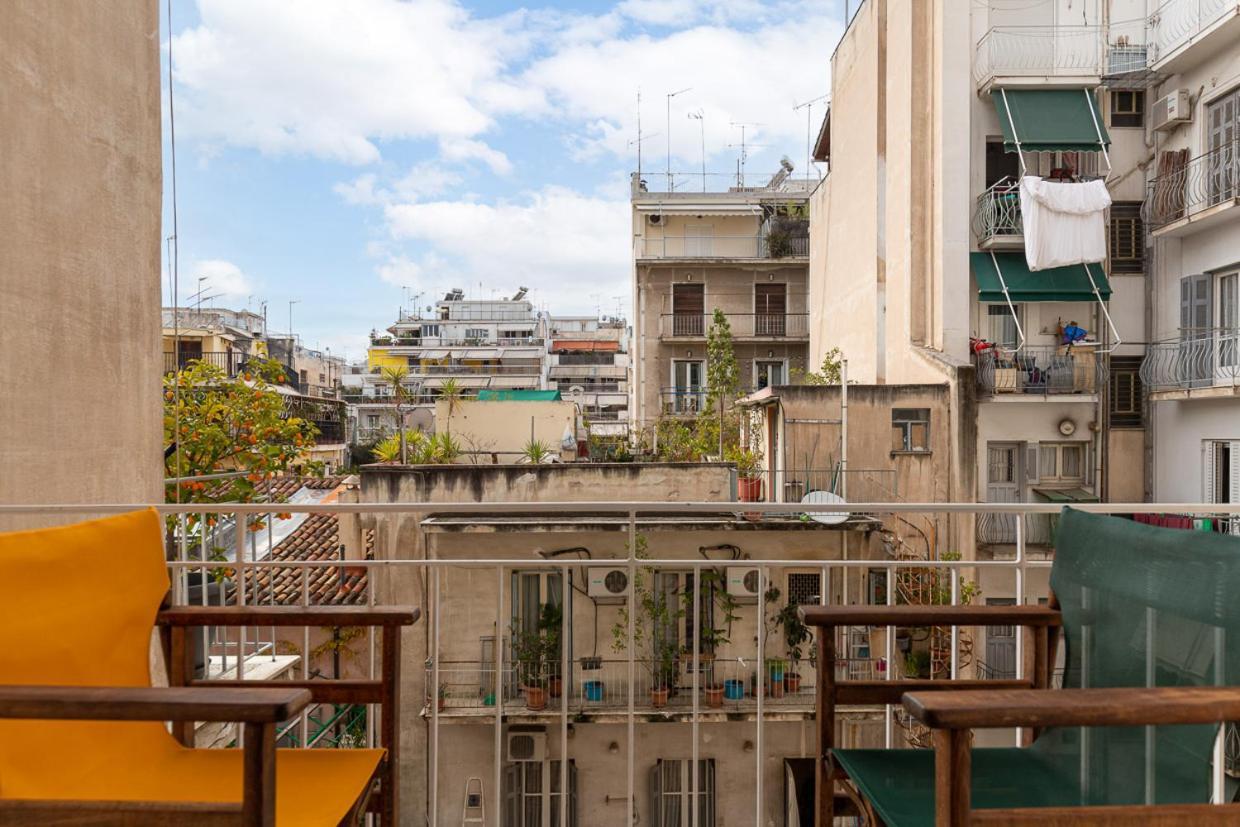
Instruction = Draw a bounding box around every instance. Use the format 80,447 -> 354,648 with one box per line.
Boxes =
163,351 -> 246,376
974,346 -> 1107,396
977,512 -> 1056,546
658,312 -> 809,339
7,500 -> 1240,827
660,387 -> 707,415
1149,0 -> 1237,66
638,235 -> 808,259
973,25 -> 1106,87
1140,329 -> 1240,392
374,336 -> 544,348
973,179 -> 1023,245
1145,140 -> 1240,230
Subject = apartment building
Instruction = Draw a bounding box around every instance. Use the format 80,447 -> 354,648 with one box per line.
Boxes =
347,290 -> 547,443
809,0 -> 1157,570
546,315 -> 630,439
1136,2 -> 1240,517
630,165 -> 813,432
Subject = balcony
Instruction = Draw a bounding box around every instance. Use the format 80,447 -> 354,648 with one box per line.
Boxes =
657,312 -> 809,340
1141,330 -> 1240,399
1148,0 -> 1240,73
974,345 -> 1106,398
973,26 -> 1105,91
973,180 -> 1023,249
976,511 -> 1056,546
1145,141 -> 1240,238
637,234 -> 808,260
163,351 -> 245,376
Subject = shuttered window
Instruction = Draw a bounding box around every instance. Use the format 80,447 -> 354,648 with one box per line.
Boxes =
1108,356 -> 1144,428
1108,202 -> 1144,274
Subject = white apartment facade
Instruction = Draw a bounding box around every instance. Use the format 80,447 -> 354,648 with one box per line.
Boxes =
546,315 -> 631,439
1136,0 -> 1240,518
810,0 -> 1160,566
630,165 -> 814,433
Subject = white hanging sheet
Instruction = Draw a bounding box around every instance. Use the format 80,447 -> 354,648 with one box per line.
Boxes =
1019,176 -> 1111,271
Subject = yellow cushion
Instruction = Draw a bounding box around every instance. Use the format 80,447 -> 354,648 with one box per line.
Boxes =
0,511 -> 382,824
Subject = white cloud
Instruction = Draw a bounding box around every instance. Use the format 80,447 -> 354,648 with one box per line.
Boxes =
171,0 -> 532,164
382,186 -> 630,311
192,259 -> 254,301
439,138 -> 513,176
375,256 -> 425,288
333,173 -> 382,206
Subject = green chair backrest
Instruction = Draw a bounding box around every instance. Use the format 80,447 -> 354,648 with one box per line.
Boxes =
1041,507 -> 1240,805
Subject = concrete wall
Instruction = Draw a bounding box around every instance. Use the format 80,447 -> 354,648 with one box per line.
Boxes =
435,399 -> 577,460
0,0 -> 163,518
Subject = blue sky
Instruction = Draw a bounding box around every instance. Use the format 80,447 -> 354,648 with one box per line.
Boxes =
161,0 -> 841,360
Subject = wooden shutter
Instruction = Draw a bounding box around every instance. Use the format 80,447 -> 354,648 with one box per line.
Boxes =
1024,443 -> 1039,485
1204,441 -> 1217,504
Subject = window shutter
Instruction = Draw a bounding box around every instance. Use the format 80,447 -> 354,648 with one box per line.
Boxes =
1024,443 -> 1039,485
1204,441 -> 1217,504
1231,443 -> 1240,536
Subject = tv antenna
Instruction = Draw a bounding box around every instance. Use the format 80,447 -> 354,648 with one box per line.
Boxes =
793,94 -> 830,181
728,122 -> 765,187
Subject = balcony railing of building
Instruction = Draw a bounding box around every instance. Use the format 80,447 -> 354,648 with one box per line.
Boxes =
974,345 -> 1106,396
9,500 -> 1240,826
973,25 -> 1107,87
375,336 -> 544,348
1149,0 -> 1239,67
632,171 -> 818,196
1140,329 -> 1240,393
414,363 -> 542,376
1145,140 -> 1240,232
163,351 -> 245,376
977,511 -> 1056,546
638,234 -> 808,260
395,310 -> 539,323
658,313 -> 809,339
973,179 -> 1023,247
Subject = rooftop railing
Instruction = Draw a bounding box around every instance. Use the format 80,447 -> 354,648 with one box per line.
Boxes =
163,351 -> 245,377
657,312 -> 809,339
1145,140 -> 1240,231
974,345 -> 1106,396
632,171 -> 818,197
1140,329 -> 1240,392
6,500 -> 1239,825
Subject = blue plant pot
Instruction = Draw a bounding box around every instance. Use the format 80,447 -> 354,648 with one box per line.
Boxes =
723,679 -> 745,701
584,680 -> 605,702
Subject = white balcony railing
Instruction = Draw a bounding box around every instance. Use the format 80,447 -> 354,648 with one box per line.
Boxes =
638,235 -> 808,259
657,313 -> 809,339
1141,329 -> 1240,392
974,25 -> 1106,87
8,500 -> 1240,827
1149,0 -> 1239,67
1145,140 -> 1240,231
973,179 -> 1023,246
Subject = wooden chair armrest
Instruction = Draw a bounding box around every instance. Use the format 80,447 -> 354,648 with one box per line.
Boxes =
799,604 -> 1061,628
904,686 -> 1240,730
0,685 -> 311,723
158,605 -> 420,628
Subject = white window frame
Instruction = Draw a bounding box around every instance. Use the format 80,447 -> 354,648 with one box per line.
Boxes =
503,759 -> 576,827
1204,440 -> 1240,535
650,758 -> 716,827
1038,442 -> 1088,486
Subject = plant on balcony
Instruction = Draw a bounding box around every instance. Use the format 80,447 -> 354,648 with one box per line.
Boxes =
521,439 -> 554,464
538,601 -> 564,699
683,569 -> 740,707
775,600 -> 811,692
512,623 -> 548,710
610,535 -> 684,708
727,445 -> 764,502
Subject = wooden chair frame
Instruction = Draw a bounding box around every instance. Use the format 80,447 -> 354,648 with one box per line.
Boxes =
0,604 -> 417,826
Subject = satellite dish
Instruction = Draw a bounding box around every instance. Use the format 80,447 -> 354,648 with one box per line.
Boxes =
801,490 -> 849,525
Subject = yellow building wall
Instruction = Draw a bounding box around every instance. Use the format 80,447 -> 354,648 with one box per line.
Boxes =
367,348 -> 408,371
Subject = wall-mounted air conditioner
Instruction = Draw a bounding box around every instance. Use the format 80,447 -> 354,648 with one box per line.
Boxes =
587,568 -> 630,602
1152,89 -> 1191,132
726,566 -> 761,600
506,731 -> 546,762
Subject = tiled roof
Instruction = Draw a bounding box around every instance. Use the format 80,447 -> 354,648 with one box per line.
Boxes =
248,477 -> 372,606
259,474 -> 348,503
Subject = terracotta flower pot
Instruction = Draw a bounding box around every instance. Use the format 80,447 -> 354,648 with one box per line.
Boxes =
738,475 -> 764,502
525,685 -> 547,711
650,686 -> 670,708
766,679 -> 785,699
704,685 -> 725,708
784,673 -> 802,694
548,676 -> 563,699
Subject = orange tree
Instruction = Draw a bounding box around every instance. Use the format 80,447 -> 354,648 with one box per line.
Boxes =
164,356 -> 320,517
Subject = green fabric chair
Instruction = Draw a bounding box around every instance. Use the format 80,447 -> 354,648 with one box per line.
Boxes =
808,507 -> 1240,825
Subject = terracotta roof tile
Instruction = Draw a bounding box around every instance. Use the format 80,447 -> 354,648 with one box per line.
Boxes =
247,504 -> 372,607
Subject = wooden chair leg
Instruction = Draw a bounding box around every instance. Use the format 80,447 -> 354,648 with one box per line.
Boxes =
934,729 -> 970,826
242,721 -> 277,827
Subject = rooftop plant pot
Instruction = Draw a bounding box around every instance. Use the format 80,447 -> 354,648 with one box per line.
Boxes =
525,685 -> 547,711
737,475 -> 763,502
703,684 -> 725,708
784,673 -> 802,694
650,686 -> 670,708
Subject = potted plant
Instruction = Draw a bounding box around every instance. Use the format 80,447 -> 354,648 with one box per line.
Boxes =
775,600 -> 811,693
538,602 -> 563,699
650,635 -> 679,708
765,657 -> 787,698
611,535 -> 684,709
728,446 -> 764,502
512,623 -> 547,711
521,438 -> 554,464
683,568 -> 739,705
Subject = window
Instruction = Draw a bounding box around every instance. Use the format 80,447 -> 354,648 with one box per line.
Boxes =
671,283 -> 705,335
1207,89 -> 1239,204
511,572 -> 564,677
1109,90 -> 1144,128
653,572 -> 715,657
985,138 -> 1021,187
786,572 -> 821,607
755,360 -> 786,390
754,283 -> 787,335
1108,202 -> 1144,274
366,414 -> 379,427
1204,441 -> 1240,535
1039,442 -> 1086,485
1220,273 -> 1239,369
503,759 -> 577,827
465,328 -> 488,340
421,324 -> 440,338
650,759 -> 715,827
866,569 -> 888,605
1108,356 -> 1144,428
987,304 -> 1022,349
670,360 -> 705,414
891,408 -> 930,452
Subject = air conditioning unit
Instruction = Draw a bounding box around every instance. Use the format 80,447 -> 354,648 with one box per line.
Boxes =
1152,89 -> 1191,132
647,213 -> 663,225
726,566 -> 761,600
587,568 -> 630,602
506,731 -> 546,762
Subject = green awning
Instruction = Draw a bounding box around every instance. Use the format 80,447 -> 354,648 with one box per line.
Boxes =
972,253 -> 1111,302
991,89 -> 1111,153
1032,487 -> 1099,504
476,389 -> 563,401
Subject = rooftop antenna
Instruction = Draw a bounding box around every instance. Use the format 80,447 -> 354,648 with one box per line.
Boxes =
688,110 -> 706,192
666,87 -> 692,191
793,94 -> 830,181
729,122 -> 765,187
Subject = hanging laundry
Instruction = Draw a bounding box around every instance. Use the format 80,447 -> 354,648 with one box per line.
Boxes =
1018,176 -> 1111,271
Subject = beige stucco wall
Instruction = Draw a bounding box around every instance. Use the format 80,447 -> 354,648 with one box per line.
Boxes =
435,399 -> 577,460
0,0 -> 163,519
